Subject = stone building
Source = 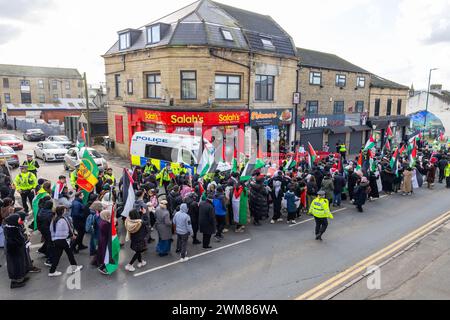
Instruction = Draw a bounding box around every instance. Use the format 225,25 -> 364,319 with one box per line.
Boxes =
296,48 -> 371,155
103,0 -> 298,159
0,64 -> 84,105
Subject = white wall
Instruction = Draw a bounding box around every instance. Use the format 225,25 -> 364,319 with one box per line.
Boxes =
407,91 -> 450,133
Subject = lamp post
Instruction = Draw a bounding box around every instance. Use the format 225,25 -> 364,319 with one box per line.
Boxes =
83,72 -> 91,147
424,68 -> 438,132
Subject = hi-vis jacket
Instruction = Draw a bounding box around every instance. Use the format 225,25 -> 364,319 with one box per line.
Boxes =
308,197 -> 333,219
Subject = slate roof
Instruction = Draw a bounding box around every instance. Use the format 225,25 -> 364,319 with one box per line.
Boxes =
297,48 -> 369,74
105,0 -> 296,58
370,74 -> 409,90
0,64 -> 81,79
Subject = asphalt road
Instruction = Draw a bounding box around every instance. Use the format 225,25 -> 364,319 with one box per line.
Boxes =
1,129 -> 450,300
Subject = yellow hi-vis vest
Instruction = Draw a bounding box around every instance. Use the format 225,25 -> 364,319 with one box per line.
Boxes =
14,172 -> 37,191
445,164 -> 450,178
309,197 -> 333,219
339,144 -> 347,153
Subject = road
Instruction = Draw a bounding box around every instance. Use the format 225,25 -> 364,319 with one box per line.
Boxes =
1,128 -> 450,300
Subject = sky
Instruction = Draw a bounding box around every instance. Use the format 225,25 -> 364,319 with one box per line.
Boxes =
0,0 -> 449,89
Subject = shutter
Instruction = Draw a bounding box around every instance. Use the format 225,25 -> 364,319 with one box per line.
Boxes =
115,115 -> 124,144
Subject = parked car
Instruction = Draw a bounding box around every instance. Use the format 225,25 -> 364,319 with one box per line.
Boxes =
0,146 -> 20,168
34,142 -> 68,162
23,129 -> 46,141
64,147 -> 108,171
46,135 -> 75,149
0,134 -> 23,150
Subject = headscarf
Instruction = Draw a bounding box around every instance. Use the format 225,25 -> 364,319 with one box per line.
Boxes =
100,210 -> 111,222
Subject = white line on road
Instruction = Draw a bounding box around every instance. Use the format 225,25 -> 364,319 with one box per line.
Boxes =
134,238 -> 252,277
30,244 -> 42,249
289,208 -> 348,228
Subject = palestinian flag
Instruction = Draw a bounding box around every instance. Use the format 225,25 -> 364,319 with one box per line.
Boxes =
77,149 -> 99,193
77,127 -> 86,150
390,147 -> 399,171
284,158 -> 297,171
240,159 -> 265,182
232,185 -> 248,225
105,205 -> 120,275
385,139 -> 391,152
121,168 -> 135,218
231,158 -> 238,174
386,125 -> 393,139
364,135 -> 376,151
32,187 -> 50,231
337,156 -> 343,173
198,144 -> 215,177
307,143 -> 317,168
356,152 -> 363,172
52,181 -> 65,199
409,140 -> 418,168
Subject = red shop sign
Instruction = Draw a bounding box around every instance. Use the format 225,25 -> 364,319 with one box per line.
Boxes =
134,109 -> 249,126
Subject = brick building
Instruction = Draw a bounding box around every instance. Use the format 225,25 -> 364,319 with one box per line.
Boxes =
0,64 -> 84,105
104,0 -> 298,159
296,48 -> 371,155
368,75 -> 410,147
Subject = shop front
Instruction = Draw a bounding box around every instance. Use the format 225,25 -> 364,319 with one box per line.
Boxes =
126,107 -> 250,157
250,108 -> 294,155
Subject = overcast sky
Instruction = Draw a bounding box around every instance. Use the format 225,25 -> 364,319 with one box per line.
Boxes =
0,0 -> 449,89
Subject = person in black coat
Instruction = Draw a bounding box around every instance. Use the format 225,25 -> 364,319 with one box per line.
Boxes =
37,200 -> 54,266
332,173 -> 346,207
249,178 -> 269,226
368,172 -> 380,200
381,167 -> 395,194
199,196 -> 216,249
185,193 -> 201,245
4,214 -> 29,289
167,186 -> 182,218
347,169 -> 359,202
270,175 -> 284,223
354,177 -> 370,212
438,156 -> 448,183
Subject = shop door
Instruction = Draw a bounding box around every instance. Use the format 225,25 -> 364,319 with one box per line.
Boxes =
328,134 -> 346,153
300,132 -> 323,151
349,131 -> 363,155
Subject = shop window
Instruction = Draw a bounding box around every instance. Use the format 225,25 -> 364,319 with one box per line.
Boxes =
215,75 -> 241,100
115,115 -> 124,144
255,75 -> 274,101
145,145 -> 178,162
355,101 -> 364,113
333,101 -> 344,114
374,99 -> 380,116
146,74 -> 161,99
306,101 -> 318,115
181,71 -> 197,100
397,99 -> 402,115
336,74 -> 346,87
309,72 -> 321,85
386,99 -> 392,116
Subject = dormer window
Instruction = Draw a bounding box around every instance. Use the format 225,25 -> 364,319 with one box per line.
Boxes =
147,24 -> 161,44
221,29 -> 234,41
261,37 -> 275,49
119,32 -> 130,50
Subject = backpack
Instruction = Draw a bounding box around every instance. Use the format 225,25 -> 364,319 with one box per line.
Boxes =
85,214 -> 96,234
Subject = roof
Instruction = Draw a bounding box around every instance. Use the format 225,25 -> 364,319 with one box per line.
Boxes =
105,0 -> 296,58
297,48 -> 369,74
3,102 -> 98,111
0,64 -> 82,79
370,74 -> 409,90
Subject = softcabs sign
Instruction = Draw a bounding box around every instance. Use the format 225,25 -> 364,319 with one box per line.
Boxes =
137,110 -> 249,126
250,109 -> 294,126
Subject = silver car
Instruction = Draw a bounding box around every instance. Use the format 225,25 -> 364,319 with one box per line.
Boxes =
64,147 -> 108,171
0,145 -> 20,168
34,142 -> 69,162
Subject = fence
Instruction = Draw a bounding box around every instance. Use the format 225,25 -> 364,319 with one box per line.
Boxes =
8,117 -> 64,136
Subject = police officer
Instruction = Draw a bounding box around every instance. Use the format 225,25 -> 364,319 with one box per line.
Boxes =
70,165 -> 80,191
179,163 -> 188,175
144,162 -> 158,175
23,154 -> 40,177
103,167 -> 116,186
308,190 -> 334,241
339,143 -> 347,161
156,166 -> 171,193
14,165 -> 38,213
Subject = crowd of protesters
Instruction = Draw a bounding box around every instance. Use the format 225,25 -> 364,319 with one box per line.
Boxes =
1,135 -> 450,289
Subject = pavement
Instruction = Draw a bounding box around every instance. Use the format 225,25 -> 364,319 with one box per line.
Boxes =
1,127 -> 450,300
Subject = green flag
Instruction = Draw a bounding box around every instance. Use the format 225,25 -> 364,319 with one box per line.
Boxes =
240,159 -> 265,181
32,188 -> 50,231
232,158 -> 238,174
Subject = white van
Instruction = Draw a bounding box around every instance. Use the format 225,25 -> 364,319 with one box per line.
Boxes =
130,132 -> 201,174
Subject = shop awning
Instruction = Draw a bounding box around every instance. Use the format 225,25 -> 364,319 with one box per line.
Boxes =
351,125 -> 371,132
330,127 -> 352,134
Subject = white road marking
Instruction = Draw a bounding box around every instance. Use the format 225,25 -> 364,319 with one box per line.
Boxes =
30,244 -> 42,249
134,238 -> 252,277
289,208 -> 348,228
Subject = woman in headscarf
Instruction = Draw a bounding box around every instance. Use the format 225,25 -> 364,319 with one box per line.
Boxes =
402,167 -> 413,196
354,176 -> 370,213
155,200 -> 172,257
4,214 -> 29,288
96,209 -> 112,275
270,174 -> 284,224
368,171 -> 380,201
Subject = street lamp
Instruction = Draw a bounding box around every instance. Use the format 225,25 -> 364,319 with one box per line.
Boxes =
424,68 -> 438,130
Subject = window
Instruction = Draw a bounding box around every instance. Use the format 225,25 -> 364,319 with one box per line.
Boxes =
3,78 -> 9,88
114,74 -> 121,98
374,99 -> 380,116
119,32 -> 130,50
181,71 -> 197,100
355,101 -> 364,113
52,80 -> 58,90
309,72 -> 321,85
215,75 -> 241,100
127,79 -> 133,95
221,29 -> 234,41
261,38 -> 275,49
145,145 -> 178,162
336,74 -> 346,87
39,95 -> 45,103
146,74 -> 161,99
306,101 -> 319,115
397,99 -> 402,115
255,75 -> 274,101
181,149 -> 195,165
66,94 -> 71,98
53,94 -> 59,103
37,79 -> 44,89
4,93 -> 11,103
21,92 -> 31,104
65,81 -> 70,90
115,115 -> 124,144
386,99 -> 392,116
20,80 -> 30,92
357,76 -> 365,88
333,101 -> 345,114
146,24 -> 161,44
78,81 -> 82,88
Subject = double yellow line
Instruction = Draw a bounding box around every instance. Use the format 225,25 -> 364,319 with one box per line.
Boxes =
296,210 -> 450,300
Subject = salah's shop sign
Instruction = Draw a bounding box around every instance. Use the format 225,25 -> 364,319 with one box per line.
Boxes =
134,110 -> 249,126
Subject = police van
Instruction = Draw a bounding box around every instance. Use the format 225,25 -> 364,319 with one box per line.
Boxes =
130,132 -> 201,174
